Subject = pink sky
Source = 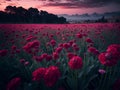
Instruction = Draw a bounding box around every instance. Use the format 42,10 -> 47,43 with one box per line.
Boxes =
0,0 -> 120,15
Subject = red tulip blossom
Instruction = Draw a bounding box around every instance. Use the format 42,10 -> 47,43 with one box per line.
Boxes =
76,33 -> 83,38
67,52 -> 76,59
44,66 -> 61,87
98,52 -> 118,66
6,77 -> 21,90
88,46 -> 99,55
55,47 -> 63,53
0,49 -> 8,56
23,40 -> 40,55
53,52 -> 59,60
32,67 -> 46,81
106,44 -> 120,60
68,56 -> 83,70
50,39 -> 56,47
98,44 -> 120,66
86,38 -> 93,43
33,56 -> 43,62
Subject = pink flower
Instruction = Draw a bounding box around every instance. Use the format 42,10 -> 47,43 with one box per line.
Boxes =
98,69 -> 106,74
24,61 -> 29,66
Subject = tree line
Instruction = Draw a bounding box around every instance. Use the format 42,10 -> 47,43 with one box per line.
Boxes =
0,6 -> 68,24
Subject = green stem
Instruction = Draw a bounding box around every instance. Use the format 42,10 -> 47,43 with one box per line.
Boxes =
75,70 -> 78,90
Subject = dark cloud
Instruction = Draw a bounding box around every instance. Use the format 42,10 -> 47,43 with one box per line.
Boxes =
6,0 -> 12,1
41,0 -> 120,8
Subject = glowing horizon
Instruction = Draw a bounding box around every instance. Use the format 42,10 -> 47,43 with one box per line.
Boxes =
0,0 -> 120,15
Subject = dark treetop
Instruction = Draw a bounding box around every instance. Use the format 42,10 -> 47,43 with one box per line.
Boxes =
0,6 -> 68,24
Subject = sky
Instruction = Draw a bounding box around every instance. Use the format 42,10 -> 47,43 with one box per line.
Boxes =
0,0 -> 120,15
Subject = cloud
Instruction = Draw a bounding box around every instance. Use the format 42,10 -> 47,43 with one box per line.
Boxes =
40,0 -> 120,8
6,0 -> 12,1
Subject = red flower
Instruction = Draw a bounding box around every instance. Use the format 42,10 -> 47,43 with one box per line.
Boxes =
30,40 -> 40,48
98,53 -> 118,66
72,43 -> 77,48
44,66 -> 61,87
88,47 -> 99,55
98,44 -> 120,66
0,49 -> 8,56
68,56 -> 83,70
63,43 -> 70,49
16,49 -> 21,53
86,38 -> 93,43
113,78 -> 120,90
50,34 -> 54,38
73,46 -> 79,51
19,59 -> 25,64
46,55 -> 53,61
6,77 -> 21,90
41,53 -> 48,59
23,40 -> 40,54
69,40 -> 75,46
55,47 -> 62,53
26,35 -> 36,42
11,45 -> 17,50
76,33 -> 82,38
67,52 -> 76,59
32,68 -> 46,81
106,44 -> 120,59
53,52 -> 59,60
33,56 -> 43,62
50,39 -> 56,47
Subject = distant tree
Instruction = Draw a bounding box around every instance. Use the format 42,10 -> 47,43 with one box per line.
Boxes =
58,17 -> 67,23
5,6 -> 17,14
0,6 -> 67,23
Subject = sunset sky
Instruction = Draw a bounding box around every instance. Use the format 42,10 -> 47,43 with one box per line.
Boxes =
0,0 -> 120,15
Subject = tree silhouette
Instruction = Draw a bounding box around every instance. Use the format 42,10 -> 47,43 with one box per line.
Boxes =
0,6 -> 67,24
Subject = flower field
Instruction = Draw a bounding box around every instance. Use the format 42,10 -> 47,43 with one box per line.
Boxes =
0,23 -> 120,90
